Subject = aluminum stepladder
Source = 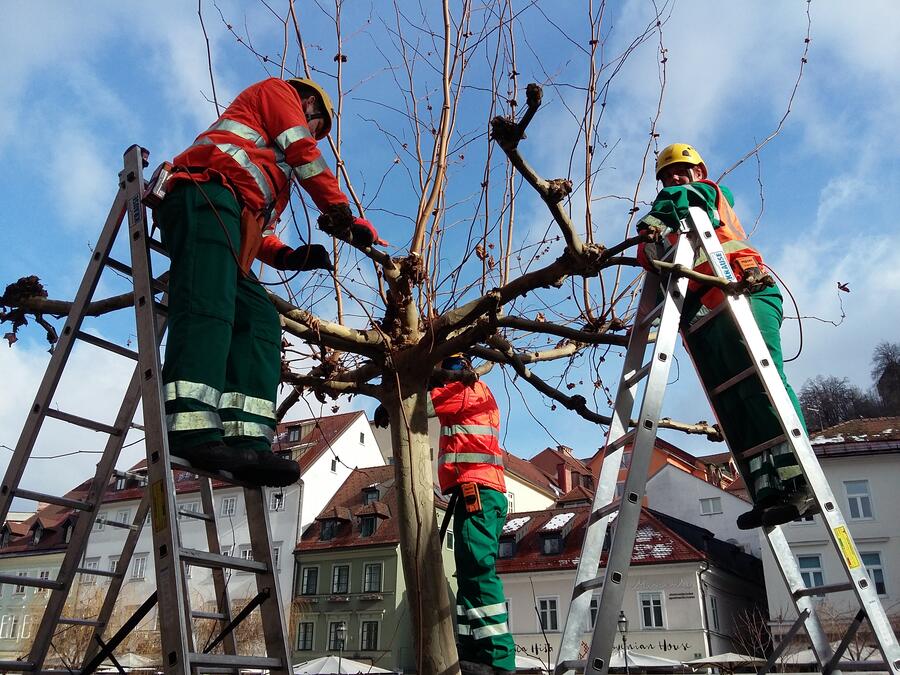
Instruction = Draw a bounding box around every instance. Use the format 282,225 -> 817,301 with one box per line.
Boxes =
555,206 -> 900,675
0,145 -> 291,674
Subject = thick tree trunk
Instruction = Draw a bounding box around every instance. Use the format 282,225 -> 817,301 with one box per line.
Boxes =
387,381 -> 459,675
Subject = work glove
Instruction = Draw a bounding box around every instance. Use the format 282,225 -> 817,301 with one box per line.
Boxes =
317,203 -> 355,240
278,244 -> 334,272
373,404 -> 390,428
350,217 -> 387,248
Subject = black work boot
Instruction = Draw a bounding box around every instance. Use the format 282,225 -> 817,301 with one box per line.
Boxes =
173,441 -> 258,472
736,506 -> 766,530
762,490 -> 821,527
231,452 -> 300,487
459,661 -> 494,675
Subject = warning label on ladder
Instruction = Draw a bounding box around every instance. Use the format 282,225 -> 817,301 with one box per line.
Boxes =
834,526 -> 861,569
151,480 -> 167,533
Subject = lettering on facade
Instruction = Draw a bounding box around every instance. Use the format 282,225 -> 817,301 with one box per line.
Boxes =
667,591 -> 695,600
617,640 -> 693,653
514,642 -> 553,656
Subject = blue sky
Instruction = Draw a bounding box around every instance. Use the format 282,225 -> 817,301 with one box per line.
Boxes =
2,1 -> 899,498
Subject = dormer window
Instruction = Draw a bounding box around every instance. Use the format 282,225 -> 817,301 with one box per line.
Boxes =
0,529 -> 10,548
64,524 -> 73,544
541,534 -> 562,555
362,488 -> 379,506
320,519 -> 338,541
115,476 -> 127,491
288,427 -> 301,443
498,539 -> 515,559
32,524 -> 43,546
360,516 -> 378,538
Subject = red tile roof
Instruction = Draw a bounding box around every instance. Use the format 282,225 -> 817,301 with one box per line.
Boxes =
503,451 -> 557,494
0,480 -> 91,555
556,486 -> 593,506
495,506 -> 704,574
531,446 -> 591,475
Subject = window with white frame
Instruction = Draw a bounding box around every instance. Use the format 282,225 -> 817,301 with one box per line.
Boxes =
9,615 -> 19,640
184,563 -> 192,579
288,427 -> 301,443
498,539 -> 514,559
700,497 -> 722,515
0,616 -> 11,639
363,563 -> 382,593
178,501 -> 200,520
81,559 -> 99,586
132,555 -> 148,580
709,595 -> 720,631
108,556 -> 119,574
798,554 -> 824,591
36,570 -> 50,595
862,552 -> 887,596
360,515 -> 377,537
238,546 -> 254,570
328,621 -> 347,650
362,488 -> 379,505
14,571 -> 28,594
330,458 -> 338,473
269,491 -> 285,511
273,543 -> 282,570
446,531 -> 454,550
360,620 -> 379,650
93,513 -> 106,531
639,591 -> 665,628
116,509 -> 130,524
115,476 -> 127,490
844,480 -> 874,520
296,622 -> 314,650
506,491 -> 516,514
332,565 -> 350,594
359,432 -> 366,444
301,567 -> 318,595
537,597 -> 559,632
21,615 -> 33,640
220,496 -> 237,517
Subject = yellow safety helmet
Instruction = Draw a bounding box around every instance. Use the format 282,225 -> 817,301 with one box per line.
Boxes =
287,77 -> 334,140
655,143 -> 705,179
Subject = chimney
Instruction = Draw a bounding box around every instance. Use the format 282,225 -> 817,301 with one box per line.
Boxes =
557,463 -> 572,493
557,444 -> 574,457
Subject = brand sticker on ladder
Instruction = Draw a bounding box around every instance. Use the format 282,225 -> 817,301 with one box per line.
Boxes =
711,251 -> 737,282
834,526 -> 861,569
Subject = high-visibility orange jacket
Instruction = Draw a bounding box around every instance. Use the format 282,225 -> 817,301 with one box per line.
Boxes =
429,380 -> 506,495
638,179 -> 764,309
167,78 -> 349,265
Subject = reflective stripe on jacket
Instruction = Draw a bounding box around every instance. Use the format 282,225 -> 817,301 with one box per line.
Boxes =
167,78 -> 349,264
430,380 -> 506,494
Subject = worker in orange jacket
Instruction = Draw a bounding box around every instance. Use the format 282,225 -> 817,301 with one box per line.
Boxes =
375,355 -> 516,675
637,143 -> 817,528
158,77 -> 383,486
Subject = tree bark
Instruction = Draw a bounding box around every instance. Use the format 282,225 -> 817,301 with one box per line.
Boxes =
386,376 -> 459,675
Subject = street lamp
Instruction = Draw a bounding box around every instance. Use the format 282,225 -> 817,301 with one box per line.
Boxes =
336,621 -> 347,674
617,611 -> 629,675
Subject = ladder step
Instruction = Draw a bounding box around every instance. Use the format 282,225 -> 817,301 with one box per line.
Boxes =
192,610 -> 228,620
686,302 -> 727,335
573,575 -> 604,596
556,659 -> 586,673
180,548 -> 268,574
57,617 -> 104,626
44,408 -> 122,436
75,331 -> 139,360
0,573 -> 63,591
605,429 -> 636,453
189,653 -> 282,669
639,300 -> 665,330
96,518 -> 138,531
12,488 -> 91,511
587,499 -> 620,526
148,238 -> 168,256
106,256 -> 167,293
179,508 -> 214,522
794,581 -> 855,598
710,365 -> 756,397
0,661 -> 34,671
737,434 -> 787,460
77,567 -> 122,579
833,662 -> 891,672
622,362 -> 652,389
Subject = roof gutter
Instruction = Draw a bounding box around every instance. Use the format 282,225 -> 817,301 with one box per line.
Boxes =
696,561 -> 713,658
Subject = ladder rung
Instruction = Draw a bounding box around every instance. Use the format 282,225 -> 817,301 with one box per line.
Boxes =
97,518 -> 137,531
622,362 -> 652,389
573,575 -> 604,596
179,508 -> 214,522
192,610 -> 228,620
0,573 -> 63,591
148,238 -> 168,256
12,488 -> 91,511
105,256 -> 132,276
587,499 -> 620,526
738,434 -> 787,460
639,300 -> 665,330
44,408 -> 122,436
710,365 -> 756,397
77,567 -> 122,579
153,300 -> 169,315
605,429 -> 636,453
686,302 -> 727,335
189,653 -> 282,669
0,661 -> 34,671
556,659 -> 586,673
75,331 -> 139,360
794,581 -> 854,598
834,661 -> 890,672
57,617 -> 104,626
180,548 -> 268,574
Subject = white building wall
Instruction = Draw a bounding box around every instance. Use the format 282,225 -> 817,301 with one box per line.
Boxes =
503,475 -> 555,514
0,551 -> 63,659
500,562 -> 758,664
646,465 -> 759,557
759,452 -> 900,629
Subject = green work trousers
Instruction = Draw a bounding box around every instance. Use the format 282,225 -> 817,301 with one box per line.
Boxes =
157,181 -> 281,454
684,286 -> 808,504
454,486 -> 516,672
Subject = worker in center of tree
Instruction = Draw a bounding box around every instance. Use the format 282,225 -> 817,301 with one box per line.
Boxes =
636,143 -> 819,529
374,354 -> 516,675
158,77 -> 384,486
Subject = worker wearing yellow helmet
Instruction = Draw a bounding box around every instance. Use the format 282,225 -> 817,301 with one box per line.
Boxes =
156,77 -> 384,486
636,143 -> 818,530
